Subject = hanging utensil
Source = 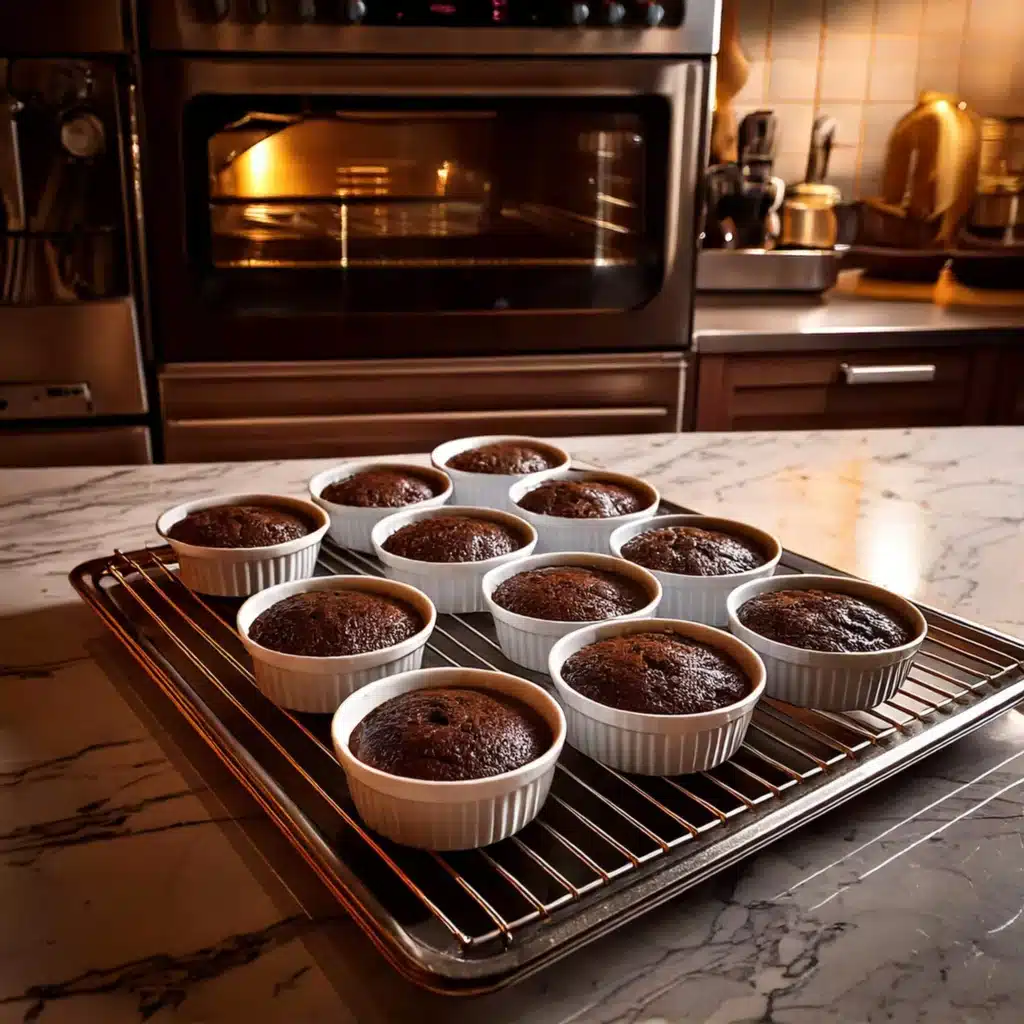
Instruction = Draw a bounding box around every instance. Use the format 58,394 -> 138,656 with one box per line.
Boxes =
805,115 -> 837,184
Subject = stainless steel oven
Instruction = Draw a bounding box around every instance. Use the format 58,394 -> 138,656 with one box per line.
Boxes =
140,0 -> 716,458
0,2 -> 152,467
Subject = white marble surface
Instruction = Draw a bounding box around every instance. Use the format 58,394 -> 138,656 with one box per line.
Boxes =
2,428 -> 1023,1023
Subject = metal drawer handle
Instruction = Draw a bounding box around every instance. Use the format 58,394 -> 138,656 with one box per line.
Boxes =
840,363 -> 937,385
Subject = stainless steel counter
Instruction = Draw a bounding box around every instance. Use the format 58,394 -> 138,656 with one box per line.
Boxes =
693,293 -> 1024,353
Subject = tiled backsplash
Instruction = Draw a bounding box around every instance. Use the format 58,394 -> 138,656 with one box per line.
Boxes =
735,0 -> 1024,199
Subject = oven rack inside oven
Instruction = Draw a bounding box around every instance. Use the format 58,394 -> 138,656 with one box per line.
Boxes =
70,525 -> 1024,994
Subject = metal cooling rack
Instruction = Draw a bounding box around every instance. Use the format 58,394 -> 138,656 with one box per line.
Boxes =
70,513 -> 1024,994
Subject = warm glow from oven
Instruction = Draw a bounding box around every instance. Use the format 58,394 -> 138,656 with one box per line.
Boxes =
242,136 -> 277,195
436,160 -> 451,195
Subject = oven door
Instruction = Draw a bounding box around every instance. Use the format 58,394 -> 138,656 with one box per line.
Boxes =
143,57 -> 707,362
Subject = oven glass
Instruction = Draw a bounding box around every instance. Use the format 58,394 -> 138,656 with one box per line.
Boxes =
186,96 -> 669,314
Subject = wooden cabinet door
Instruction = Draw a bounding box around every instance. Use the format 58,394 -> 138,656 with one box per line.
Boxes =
993,349 -> 1024,424
694,346 -> 999,431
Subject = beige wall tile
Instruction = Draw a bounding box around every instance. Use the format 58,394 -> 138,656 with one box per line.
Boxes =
869,36 -> 921,102
770,26 -> 823,60
739,0 -> 770,62
771,0 -> 825,58
916,34 -> 963,95
966,0 -> 1024,38
876,0 -> 925,35
738,0 -> 773,36
922,0 -> 968,35
817,103 -> 866,152
819,33 -> 872,101
773,0 -> 827,31
773,149 -> 810,186
824,0 -> 876,33
735,57 -> 768,105
959,36 -> 1016,115
768,57 -> 821,101
825,144 -> 859,197
861,101 -> 907,157
773,102 -> 818,156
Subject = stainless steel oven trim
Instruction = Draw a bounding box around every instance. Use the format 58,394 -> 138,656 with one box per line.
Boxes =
144,56 -> 708,359
145,0 -> 721,58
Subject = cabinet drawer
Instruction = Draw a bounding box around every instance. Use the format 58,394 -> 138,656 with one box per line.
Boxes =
161,353 -> 683,421
0,426 -> 152,467
164,406 -> 675,462
161,351 -> 685,461
695,348 -> 992,431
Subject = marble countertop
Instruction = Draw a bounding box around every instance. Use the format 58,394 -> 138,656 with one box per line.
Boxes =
2,427 -> 1023,1023
693,292 -> 1024,353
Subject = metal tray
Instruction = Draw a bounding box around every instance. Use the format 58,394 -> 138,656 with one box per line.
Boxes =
70,506 -> 1024,995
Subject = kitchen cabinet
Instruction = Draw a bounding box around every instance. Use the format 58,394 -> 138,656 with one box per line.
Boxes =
993,349 -> 1024,424
161,352 -> 685,462
693,345 -> 1001,431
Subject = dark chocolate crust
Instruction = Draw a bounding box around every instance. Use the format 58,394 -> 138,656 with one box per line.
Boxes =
561,630 -> 750,715
382,515 -> 524,563
321,468 -> 437,508
621,525 -> 767,576
447,441 -> 562,475
249,590 -> 423,657
491,566 -> 650,621
737,589 -> 915,653
167,504 -> 311,548
350,687 -> 551,781
517,479 -> 646,519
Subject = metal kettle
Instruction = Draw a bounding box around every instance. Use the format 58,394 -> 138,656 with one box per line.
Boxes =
779,116 -> 841,249
866,91 -> 980,247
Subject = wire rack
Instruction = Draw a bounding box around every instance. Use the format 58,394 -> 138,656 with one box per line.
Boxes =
70,513 -> 1024,994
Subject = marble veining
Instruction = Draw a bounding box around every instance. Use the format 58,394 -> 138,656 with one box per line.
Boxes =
1,427 -> 1023,1022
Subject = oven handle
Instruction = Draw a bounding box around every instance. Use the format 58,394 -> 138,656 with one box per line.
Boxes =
0,73 -> 25,232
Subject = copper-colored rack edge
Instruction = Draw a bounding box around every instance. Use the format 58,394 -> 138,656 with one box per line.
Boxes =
68,533 -> 1024,994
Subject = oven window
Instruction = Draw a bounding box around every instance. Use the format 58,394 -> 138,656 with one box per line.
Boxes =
185,96 -> 669,314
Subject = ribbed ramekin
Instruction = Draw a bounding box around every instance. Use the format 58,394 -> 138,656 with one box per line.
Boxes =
548,617 -> 766,776
610,514 -> 782,627
331,667 -> 566,850
481,551 -> 663,674
430,435 -> 571,511
237,575 -> 436,714
508,468 -> 659,554
726,574 -> 927,710
371,505 -> 537,614
308,459 -> 452,554
157,493 -> 329,598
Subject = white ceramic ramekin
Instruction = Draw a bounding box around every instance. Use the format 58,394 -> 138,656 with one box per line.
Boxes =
726,574 -> 927,711
548,617 -> 766,776
331,666 -> 566,850
237,575 -> 436,714
371,505 -> 537,614
610,514 -> 782,627
308,459 -> 453,554
481,551 -> 663,673
157,493 -> 329,598
508,468 -> 659,555
430,435 -> 571,510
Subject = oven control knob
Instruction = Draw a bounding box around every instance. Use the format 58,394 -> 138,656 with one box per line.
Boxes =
346,0 -> 367,21
569,2 -> 590,24
605,1 -> 626,23
297,0 -> 317,19
645,2 -> 665,25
